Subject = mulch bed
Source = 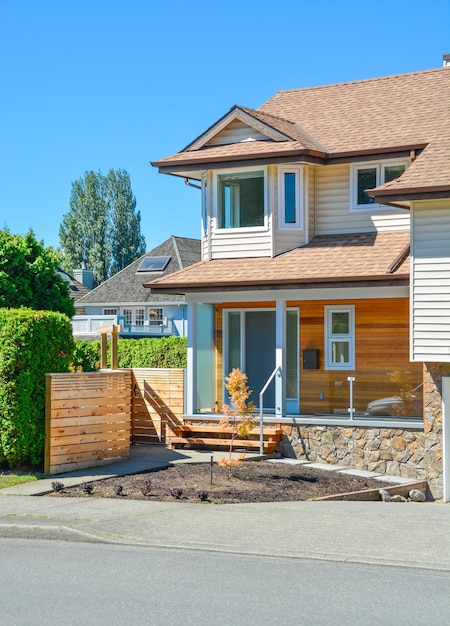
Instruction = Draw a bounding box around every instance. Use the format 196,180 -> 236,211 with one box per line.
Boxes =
45,459 -> 388,504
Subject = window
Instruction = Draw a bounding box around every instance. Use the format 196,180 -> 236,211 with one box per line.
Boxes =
147,307 -> 163,325
216,169 -> 265,229
350,160 -> 408,210
202,174 -> 208,235
103,308 -> 118,316
325,306 -> 355,369
123,309 -> 132,324
278,167 -> 303,228
135,309 -> 145,325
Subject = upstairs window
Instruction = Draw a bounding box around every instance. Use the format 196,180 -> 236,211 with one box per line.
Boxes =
350,160 -> 408,210
216,169 -> 266,229
278,166 -> 303,229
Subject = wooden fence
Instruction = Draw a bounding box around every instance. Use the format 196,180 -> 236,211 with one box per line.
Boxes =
131,368 -> 184,445
45,368 -> 185,475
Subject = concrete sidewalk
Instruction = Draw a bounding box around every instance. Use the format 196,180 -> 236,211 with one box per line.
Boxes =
0,446 -> 449,571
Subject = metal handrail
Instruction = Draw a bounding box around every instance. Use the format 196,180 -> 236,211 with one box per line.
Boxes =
258,366 -> 282,455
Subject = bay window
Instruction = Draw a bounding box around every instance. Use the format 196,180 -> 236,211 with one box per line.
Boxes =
216,168 -> 266,229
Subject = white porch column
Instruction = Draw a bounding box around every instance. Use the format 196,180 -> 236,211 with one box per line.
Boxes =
275,299 -> 286,417
443,376 -> 450,503
186,301 -> 197,415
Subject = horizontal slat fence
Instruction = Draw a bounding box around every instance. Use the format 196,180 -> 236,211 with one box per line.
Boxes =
131,368 -> 185,445
45,371 -> 132,475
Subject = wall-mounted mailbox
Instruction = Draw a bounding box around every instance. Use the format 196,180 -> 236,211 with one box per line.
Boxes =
303,348 -> 319,370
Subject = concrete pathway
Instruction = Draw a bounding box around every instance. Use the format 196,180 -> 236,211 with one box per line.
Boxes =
0,446 -> 449,571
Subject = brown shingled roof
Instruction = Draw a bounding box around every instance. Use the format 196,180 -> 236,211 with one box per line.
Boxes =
146,231 -> 410,294
152,67 -> 450,195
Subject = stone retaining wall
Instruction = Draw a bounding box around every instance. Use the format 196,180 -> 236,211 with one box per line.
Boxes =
280,363 -> 448,500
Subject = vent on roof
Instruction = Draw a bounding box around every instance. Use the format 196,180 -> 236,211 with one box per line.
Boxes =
443,53 -> 450,67
137,256 -> 171,272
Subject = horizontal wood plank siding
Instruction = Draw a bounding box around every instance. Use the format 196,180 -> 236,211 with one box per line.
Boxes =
296,298 -> 422,414
45,371 -> 132,475
131,368 -> 184,444
315,164 -> 410,234
411,200 -> 450,361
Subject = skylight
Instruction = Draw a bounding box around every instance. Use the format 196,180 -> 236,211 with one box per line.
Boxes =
137,256 -> 171,272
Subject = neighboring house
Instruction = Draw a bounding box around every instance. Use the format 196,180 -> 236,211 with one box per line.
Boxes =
72,236 -> 201,338
57,267 -> 92,315
149,61 -> 450,499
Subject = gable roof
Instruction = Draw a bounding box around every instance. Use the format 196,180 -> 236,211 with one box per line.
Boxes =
57,268 -> 91,301
152,67 -> 450,199
145,231 -> 410,295
75,236 -> 201,306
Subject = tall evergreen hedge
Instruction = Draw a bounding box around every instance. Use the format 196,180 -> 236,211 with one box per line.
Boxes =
0,309 -> 74,467
72,336 -> 187,370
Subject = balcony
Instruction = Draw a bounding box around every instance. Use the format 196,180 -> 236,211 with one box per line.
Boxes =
71,315 -> 175,337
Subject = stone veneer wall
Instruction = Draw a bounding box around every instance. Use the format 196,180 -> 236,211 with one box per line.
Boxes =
280,362 -> 448,500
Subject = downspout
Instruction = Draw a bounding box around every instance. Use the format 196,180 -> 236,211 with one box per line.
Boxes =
184,178 -> 202,190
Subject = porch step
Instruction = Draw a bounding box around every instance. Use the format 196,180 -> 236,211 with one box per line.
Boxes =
168,424 -> 283,454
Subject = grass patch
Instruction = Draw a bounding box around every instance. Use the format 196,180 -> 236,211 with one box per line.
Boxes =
0,473 -> 46,489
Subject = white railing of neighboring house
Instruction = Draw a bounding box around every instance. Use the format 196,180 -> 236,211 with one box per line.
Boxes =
71,315 -> 175,336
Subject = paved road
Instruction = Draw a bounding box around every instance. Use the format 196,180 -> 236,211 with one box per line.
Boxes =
2,539 -> 449,625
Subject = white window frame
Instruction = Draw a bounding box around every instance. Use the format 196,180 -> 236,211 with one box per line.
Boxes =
147,307 -> 164,325
103,308 -> 118,316
123,308 -> 132,324
278,166 -> 303,229
202,173 -> 208,236
135,308 -> 145,326
324,305 -> 355,370
350,159 -> 409,211
213,165 -> 268,232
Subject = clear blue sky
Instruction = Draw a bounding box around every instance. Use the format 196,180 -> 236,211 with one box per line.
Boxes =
0,0 -> 449,253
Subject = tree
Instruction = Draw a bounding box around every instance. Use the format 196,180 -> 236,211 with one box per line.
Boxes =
107,169 -> 146,276
59,169 -> 146,286
0,229 -> 75,317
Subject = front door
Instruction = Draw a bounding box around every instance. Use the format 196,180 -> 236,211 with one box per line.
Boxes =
224,308 -> 299,413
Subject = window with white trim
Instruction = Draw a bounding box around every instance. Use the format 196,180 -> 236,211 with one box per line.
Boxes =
325,306 -> 355,370
215,167 -> 266,229
278,166 -> 303,229
103,308 -> 118,316
350,160 -> 408,210
135,308 -> 145,326
123,308 -> 132,324
147,307 -> 163,325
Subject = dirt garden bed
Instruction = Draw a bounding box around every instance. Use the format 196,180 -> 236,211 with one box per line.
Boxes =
46,459 -> 391,504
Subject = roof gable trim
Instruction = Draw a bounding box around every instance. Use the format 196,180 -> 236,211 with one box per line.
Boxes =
184,106 -> 294,152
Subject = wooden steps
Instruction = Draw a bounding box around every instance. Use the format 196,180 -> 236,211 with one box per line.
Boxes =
168,424 -> 282,454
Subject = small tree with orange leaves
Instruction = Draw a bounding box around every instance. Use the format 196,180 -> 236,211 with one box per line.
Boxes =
217,368 -> 256,477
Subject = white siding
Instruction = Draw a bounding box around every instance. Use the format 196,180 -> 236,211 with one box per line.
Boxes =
206,121 -> 269,146
272,164 -> 307,256
411,200 -> 450,362
315,164 -> 410,234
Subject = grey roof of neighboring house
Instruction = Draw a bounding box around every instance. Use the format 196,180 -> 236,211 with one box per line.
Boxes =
57,268 -> 91,301
74,236 -> 201,307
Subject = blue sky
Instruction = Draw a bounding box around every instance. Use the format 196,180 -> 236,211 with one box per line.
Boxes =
0,0 -> 449,253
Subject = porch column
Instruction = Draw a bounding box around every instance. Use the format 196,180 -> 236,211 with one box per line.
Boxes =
275,299 -> 286,417
186,301 -> 197,415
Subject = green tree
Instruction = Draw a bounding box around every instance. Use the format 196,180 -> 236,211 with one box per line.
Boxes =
0,230 -> 75,317
59,169 -> 146,285
107,169 -> 146,275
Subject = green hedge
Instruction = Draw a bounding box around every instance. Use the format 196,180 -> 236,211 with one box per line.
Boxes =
0,309 -> 74,467
73,336 -> 187,370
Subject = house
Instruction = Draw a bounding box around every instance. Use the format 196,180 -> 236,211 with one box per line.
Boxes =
57,267 -> 92,315
149,61 -> 450,499
72,235 -> 201,338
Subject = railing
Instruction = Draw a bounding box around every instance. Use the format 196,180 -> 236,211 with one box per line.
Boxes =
71,315 -> 174,336
259,366 -> 282,455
